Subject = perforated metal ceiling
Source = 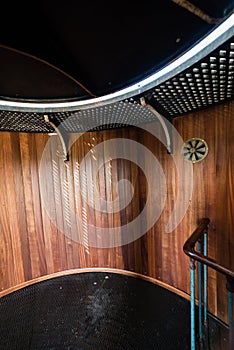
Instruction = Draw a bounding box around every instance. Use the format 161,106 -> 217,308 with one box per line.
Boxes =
0,37 -> 233,133
0,102 -> 158,133
141,38 -> 234,118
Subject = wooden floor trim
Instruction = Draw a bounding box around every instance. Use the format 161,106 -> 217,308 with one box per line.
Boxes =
0,267 -> 190,301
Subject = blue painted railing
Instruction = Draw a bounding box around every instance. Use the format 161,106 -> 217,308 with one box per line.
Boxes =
183,218 -> 234,349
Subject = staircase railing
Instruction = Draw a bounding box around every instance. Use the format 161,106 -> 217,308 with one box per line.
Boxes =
183,218 -> 234,350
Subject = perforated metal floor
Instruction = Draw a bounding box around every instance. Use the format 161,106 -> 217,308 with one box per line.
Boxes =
0,272 -> 228,350
0,272 -> 190,350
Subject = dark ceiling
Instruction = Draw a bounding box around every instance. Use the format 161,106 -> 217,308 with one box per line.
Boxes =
0,1 -> 233,134
0,0 -> 233,100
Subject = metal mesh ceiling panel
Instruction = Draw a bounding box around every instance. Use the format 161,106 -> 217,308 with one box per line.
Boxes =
0,111 -> 53,133
0,102 -> 157,133
54,102 -> 157,132
0,38 -> 233,133
143,38 -> 234,117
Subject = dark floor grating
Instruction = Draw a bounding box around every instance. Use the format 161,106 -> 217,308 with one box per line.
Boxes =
0,272 -> 229,350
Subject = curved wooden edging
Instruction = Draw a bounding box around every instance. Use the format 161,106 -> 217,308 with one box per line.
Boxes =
0,267 -> 190,301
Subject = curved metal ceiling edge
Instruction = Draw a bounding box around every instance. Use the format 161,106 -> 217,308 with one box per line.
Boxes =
0,12 -> 233,113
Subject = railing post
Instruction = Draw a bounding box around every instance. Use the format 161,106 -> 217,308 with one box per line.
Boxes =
198,238 -> 203,347
203,226 -> 209,349
183,219 -> 234,349
203,227 -> 208,328
226,276 -> 234,350
190,258 -> 196,350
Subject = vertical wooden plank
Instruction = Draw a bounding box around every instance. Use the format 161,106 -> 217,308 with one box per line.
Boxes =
0,133 -> 25,286
28,134 -> 47,275
10,133 -> 32,281
19,133 -> 41,278
0,133 -> 15,290
35,133 -> 55,275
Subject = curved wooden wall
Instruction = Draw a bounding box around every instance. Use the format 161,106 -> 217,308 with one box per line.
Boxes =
0,100 -> 233,323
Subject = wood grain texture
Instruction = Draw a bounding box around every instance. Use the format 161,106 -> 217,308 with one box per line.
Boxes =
174,101 -> 234,322
0,100 -> 233,323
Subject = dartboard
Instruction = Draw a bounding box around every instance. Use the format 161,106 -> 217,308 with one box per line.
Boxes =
182,138 -> 208,163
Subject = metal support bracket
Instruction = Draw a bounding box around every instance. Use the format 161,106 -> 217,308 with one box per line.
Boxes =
44,114 -> 70,161
140,97 -> 172,153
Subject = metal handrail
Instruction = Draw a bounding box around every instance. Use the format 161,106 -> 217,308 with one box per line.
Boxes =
183,218 -> 234,279
183,218 -> 234,350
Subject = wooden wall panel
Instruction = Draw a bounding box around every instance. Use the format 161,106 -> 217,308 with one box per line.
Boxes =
173,101 -> 234,321
0,100 -> 233,323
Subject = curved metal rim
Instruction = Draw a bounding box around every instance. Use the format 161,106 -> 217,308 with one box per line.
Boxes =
0,13 -> 234,113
